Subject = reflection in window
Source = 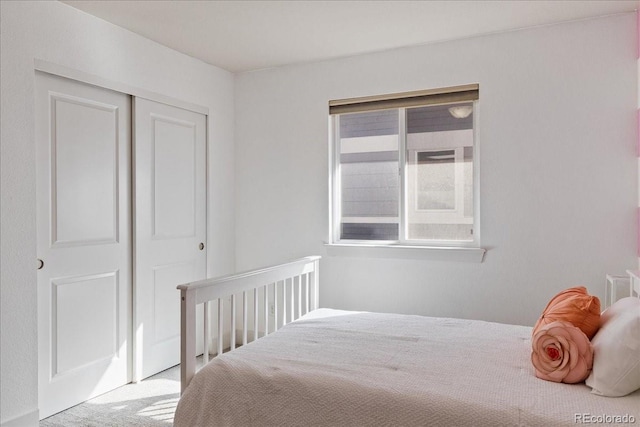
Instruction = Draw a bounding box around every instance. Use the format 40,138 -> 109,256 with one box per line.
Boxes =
416,150 -> 455,211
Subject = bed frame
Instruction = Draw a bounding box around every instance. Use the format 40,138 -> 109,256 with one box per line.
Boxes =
177,256 -> 321,393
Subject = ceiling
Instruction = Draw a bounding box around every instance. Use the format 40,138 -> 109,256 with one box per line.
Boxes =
62,0 -> 638,73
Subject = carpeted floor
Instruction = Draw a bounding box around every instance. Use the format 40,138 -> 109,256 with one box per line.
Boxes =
40,363 -> 185,427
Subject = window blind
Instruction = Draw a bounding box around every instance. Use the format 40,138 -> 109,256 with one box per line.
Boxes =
329,84 -> 479,115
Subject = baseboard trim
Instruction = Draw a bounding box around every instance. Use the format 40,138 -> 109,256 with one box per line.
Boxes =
1,408 -> 39,427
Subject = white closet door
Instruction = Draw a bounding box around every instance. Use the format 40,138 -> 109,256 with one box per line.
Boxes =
36,73 -> 132,419
134,98 -> 207,380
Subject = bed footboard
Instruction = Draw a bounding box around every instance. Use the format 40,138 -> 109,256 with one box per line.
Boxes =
177,256 -> 321,393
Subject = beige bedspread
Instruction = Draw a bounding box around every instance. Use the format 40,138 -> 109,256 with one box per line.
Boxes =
175,309 -> 640,426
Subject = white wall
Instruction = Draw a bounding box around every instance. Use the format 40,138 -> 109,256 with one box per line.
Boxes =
0,1 -> 235,424
235,14 -> 637,327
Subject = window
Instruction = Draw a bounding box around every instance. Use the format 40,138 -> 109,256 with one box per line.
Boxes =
329,84 -> 479,247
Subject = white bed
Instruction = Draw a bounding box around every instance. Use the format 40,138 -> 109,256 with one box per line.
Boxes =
175,257 -> 640,426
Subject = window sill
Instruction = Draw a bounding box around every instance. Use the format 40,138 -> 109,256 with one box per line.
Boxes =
324,243 -> 486,263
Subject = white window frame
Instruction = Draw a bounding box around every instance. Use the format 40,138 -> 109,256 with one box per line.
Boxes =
328,101 -> 481,252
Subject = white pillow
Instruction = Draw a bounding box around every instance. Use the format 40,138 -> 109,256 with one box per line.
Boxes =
586,297 -> 640,397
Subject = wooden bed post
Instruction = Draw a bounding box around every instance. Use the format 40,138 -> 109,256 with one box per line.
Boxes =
180,288 -> 196,394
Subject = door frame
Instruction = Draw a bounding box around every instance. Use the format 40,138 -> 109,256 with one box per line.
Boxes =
34,59 -> 210,385
35,59 -> 209,116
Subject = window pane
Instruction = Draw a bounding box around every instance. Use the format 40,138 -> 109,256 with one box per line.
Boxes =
406,103 -> 474,241
416,150 -> 455,210
339,110 -> 399,241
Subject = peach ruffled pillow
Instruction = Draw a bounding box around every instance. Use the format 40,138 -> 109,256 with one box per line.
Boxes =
533,286 -> 601,340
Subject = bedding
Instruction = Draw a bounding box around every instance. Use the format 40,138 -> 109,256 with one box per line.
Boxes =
175,309 -> 640,427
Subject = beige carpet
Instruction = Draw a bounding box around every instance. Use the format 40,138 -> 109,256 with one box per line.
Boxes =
40,364 -> 184,427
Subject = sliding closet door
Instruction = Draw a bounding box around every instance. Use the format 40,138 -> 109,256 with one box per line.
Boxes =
36,73 -> 132,419
134,98 -> 207,380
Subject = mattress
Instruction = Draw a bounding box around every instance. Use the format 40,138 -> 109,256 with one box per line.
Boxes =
174,309 -> 640,426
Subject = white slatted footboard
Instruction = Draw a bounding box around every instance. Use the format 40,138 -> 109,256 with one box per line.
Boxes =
177,256 -> 321,393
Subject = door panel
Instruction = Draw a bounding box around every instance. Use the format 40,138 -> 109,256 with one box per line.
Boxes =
134,98 -> 206,380
152,115 -> 197,238
54,272 -> 119,375
36,73 -> 131,419
153,262 -> 193,343
51,94 -> 119,245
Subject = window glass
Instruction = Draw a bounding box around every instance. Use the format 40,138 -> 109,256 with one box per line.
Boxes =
339,110 -> 399,240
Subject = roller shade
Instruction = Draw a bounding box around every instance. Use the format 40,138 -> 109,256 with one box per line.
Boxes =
329,84 -> 479,115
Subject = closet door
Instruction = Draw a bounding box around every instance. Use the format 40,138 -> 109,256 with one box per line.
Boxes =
134,98 -> 207,380
35,73 -> 132,419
